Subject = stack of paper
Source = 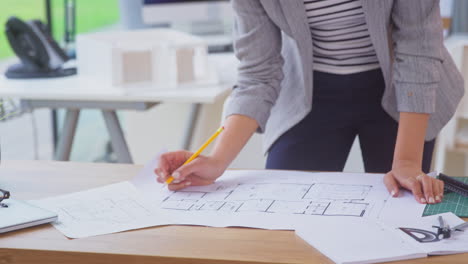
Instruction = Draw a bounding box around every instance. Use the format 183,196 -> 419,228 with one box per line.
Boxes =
295,212 -> 468,264
31,181 -> 170,238
394,212 -> 468,256
28,155 -> 468,264
295,218 -> 425,264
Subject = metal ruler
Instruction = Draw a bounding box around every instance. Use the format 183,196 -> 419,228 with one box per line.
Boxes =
439,173 -> 468,197
423,175 -> 468,217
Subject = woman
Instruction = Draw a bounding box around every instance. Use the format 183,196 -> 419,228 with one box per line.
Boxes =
155,0 -> 464,205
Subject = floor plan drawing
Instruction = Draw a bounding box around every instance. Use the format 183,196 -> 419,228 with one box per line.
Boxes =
31,181 -> 171,238
57,197 -> 153,225
34,168 -> 426,238
161,182 -> 372,217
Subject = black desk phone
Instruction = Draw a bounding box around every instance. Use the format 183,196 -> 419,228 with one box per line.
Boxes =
4,17 -> 76,79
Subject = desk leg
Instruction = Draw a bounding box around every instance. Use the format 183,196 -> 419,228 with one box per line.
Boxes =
102,110 -> 133,164
55,109 -> 80,161
182,103 -> 201,150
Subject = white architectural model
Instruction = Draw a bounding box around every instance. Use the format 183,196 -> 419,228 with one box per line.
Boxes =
76,29 -> 216,89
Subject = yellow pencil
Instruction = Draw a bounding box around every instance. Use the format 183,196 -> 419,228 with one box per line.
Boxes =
164,126 -> 225,185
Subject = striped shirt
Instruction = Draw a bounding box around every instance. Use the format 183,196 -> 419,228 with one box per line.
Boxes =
303,0 -> 380,74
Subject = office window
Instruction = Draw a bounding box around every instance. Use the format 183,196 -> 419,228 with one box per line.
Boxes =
0,0 -> 119,59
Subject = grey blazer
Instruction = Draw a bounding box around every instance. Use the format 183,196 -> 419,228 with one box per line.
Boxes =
224,0 -> 465,153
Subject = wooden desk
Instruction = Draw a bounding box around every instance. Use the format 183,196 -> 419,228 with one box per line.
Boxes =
0,161 -> 466,264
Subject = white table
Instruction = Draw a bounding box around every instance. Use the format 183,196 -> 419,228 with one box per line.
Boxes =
0,74 -> 230,163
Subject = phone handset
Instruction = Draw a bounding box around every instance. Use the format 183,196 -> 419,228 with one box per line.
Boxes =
4,16 -> 76,79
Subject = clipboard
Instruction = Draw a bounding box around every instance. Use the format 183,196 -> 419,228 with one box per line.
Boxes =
0,199 -> 57,234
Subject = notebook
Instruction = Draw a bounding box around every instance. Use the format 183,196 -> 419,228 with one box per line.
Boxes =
0,199 -> 58,234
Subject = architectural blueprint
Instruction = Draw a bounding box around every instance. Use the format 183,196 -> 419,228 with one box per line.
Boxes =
33,155 -> 427,238
144,170 -> 417,230
30,181 -> 170,238
161,182 -> 372,217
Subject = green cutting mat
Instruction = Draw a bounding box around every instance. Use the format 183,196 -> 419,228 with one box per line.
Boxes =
423,177 -> 468,217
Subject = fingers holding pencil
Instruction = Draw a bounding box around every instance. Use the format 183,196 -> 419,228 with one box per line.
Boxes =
166,157 -> 220,191
155,150 -> 193,183
155,126 -> 226,191
164,126 -> 224,185
155,153 -> 225,190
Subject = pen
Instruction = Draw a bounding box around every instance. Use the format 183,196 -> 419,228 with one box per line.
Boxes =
164,126 -> 225,185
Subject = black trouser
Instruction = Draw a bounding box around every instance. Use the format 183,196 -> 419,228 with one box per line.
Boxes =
266,69 -> 435,173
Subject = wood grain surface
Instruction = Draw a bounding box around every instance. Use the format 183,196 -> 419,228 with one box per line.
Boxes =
0,161 -> 466,264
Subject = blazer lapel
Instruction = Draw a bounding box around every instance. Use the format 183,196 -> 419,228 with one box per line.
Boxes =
361,0 -> 393,99
360,0 -> 392,56
278,0 -> 311,41
277,0 -> 314,100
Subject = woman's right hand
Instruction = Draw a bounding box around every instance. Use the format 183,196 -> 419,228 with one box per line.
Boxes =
155,115 -> 259,191
155,150 -> 227,191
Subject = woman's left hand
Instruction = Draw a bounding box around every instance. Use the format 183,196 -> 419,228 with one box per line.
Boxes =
384,160 -> 444,204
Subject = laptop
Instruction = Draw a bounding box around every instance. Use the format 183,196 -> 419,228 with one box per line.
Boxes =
0,199 -> 58,234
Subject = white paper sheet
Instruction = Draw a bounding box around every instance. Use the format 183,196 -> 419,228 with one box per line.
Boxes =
150,170 -> 413,230
29,157 -> 468,264
295,212 -> 468,264
295,217 -> 426,264
30,181 -> 169,238
131,151 -> 166,200
394,212 -> 468,255
377,189 -> 427,224
31,157 -> 428,240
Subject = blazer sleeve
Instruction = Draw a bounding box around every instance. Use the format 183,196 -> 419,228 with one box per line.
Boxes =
391,0 -> 444,114
224,0 -> 284,133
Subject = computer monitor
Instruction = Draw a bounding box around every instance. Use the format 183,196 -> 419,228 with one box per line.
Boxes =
142,0 -> 232,35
